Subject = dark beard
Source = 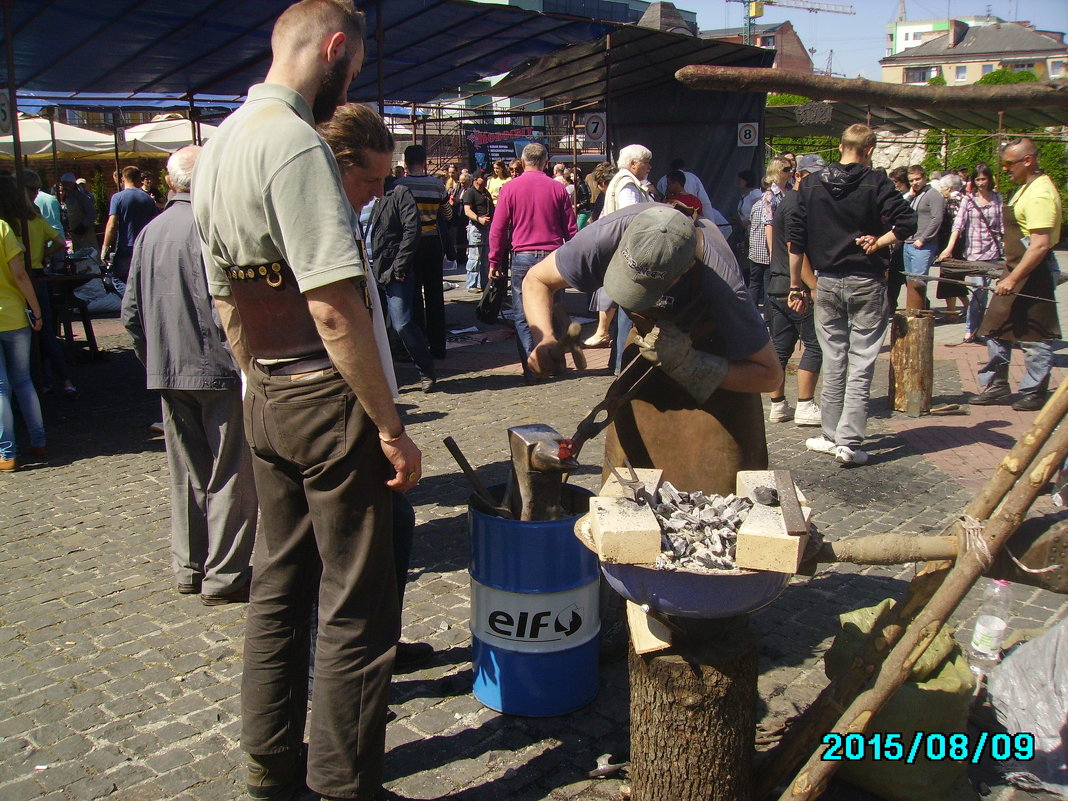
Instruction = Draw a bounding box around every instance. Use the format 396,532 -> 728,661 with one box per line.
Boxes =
311,58 -> 349,124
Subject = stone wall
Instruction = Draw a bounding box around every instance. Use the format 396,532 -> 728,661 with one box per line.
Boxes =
872,130 -> 930,170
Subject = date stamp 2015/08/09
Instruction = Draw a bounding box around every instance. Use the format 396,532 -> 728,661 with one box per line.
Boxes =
821,732 -> 1034,764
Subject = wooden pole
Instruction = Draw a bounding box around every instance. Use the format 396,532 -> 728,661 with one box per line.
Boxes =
888,310 -> 934,414
813,534 -> 957,565
3,0 -> 31,272
780,418 -> 1068,801
756,378 -> 1068,799
674,66 -> 1068,111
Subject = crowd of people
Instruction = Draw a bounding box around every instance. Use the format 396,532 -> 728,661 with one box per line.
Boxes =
0,1 -> 1062,798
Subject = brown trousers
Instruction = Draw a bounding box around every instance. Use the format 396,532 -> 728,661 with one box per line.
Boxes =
240,364 -> 398,800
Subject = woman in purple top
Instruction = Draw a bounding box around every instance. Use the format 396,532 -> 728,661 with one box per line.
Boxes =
938,163 -> 1003,343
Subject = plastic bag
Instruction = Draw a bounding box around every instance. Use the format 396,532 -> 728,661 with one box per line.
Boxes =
988,617 -> 1068,795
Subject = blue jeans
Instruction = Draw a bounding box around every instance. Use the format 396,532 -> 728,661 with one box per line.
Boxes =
0,326 -> 46,459
902,241 -> 937,277
965,274 -> 991,336
613,308 -> 634,375
466,224 -> 487,291
978,339 -> 1052,396
382,278 -> 435,380
509,251 -> 547,377
813,274 -> 890,449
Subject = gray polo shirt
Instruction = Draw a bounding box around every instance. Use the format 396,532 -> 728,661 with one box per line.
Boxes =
192,83 -> 365,297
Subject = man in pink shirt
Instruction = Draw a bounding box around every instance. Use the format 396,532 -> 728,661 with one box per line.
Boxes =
489,142 -> 577,382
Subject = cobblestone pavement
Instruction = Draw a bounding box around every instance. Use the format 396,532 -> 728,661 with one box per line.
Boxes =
2,270 -> 1066,801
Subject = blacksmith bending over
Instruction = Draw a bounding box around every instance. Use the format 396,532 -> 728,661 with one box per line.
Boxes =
524,204 -> 781,401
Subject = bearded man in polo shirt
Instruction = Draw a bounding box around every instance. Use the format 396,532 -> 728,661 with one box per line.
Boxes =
191,2 -> 422,799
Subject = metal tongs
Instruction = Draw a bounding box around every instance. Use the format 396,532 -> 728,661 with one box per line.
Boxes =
568,353 -> 657,460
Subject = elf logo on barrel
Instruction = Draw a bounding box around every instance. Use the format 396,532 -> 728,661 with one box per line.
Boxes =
488,604 -> 582,640
471,582 -> 600,653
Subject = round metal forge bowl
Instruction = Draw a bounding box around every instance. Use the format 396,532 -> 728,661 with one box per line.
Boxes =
575,512 -> 790,619
599,561 -> 790,619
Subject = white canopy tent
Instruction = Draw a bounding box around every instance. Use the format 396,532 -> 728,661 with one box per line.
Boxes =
0,115 -> 170,160
123,117 -> 218,151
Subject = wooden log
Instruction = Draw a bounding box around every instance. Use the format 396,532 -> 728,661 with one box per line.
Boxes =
781,420 -> 1068,801
756,379 -> 1068,799
673,65 -> 1068,110
889,310 -> 934,414
812,534 -> 958,566
630,616 -> 758,801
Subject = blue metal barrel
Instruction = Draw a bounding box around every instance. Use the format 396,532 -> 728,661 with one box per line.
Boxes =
469,486 -> 598,716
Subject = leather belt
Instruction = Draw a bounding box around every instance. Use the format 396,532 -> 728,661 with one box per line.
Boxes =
513,250 -> 551,258
259,354 -> 333,376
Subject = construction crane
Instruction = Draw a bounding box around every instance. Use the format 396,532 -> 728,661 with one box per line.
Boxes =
726,0 -> 856,47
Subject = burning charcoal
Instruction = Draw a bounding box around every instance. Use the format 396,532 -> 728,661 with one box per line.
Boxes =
708,531 -> 724,555
659,482 -> 684,506
753,485 -> 779,506
656,553 -> 678,570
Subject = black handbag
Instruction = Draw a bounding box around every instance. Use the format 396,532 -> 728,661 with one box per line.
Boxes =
475,275 -> 508,325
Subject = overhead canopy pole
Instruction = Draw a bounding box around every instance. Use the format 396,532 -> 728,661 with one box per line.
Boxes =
187,94 -> 199,146
375,0 -> 385,116
48,109 -> 59,188
604,32 -> 613,162
3,0 -> 32,270
112,111 -> 121,185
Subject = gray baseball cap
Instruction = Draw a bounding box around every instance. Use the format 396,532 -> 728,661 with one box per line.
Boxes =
603,206 -> 697,312
796,154 -> 826,174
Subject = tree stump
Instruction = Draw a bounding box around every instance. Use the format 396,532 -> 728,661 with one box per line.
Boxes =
628,615 -> 758,801
888,310 -> 934,414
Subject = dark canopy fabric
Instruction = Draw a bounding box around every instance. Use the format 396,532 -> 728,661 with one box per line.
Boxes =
4,0 -> 613,104
492,25 -> 772,107
494,27 -> 774,220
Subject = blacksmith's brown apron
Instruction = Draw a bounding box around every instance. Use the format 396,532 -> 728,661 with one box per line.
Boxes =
977,187 -> 1060,342
603,336 -> 768,498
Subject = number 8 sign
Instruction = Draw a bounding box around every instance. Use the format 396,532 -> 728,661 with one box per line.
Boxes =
737,122 -> 758,147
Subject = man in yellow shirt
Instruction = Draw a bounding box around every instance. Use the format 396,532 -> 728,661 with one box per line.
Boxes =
974,137 -> 1062,411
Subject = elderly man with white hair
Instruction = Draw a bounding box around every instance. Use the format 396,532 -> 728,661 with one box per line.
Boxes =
592,143 -> 653,365
122,144 -> 257,607
603,143 -> 653,214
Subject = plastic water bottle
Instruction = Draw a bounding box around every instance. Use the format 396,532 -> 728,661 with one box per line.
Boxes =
968,580 -> 1012,675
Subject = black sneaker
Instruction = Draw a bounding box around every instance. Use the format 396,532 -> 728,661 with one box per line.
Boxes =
1012,392 -> 1048,412
969,383 -> 1011,406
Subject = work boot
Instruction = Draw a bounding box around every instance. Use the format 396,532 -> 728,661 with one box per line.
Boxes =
247,746 -> 307,801
1012,391 -> 1048,412
970,381 -> 1011,406
768,398 -> 793,423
